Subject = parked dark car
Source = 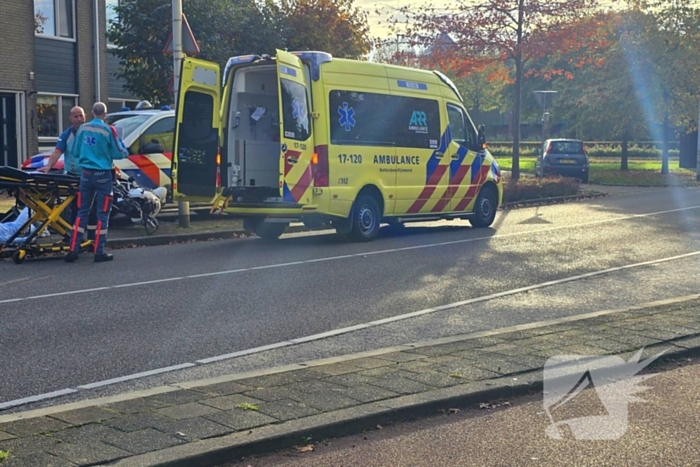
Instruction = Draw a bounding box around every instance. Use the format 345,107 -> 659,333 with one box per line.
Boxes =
535,139 -> 589,183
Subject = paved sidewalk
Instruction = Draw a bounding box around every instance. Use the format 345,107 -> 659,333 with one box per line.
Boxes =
0,295 -> 699,466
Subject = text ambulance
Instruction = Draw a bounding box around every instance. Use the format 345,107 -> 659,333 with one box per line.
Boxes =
173,51 -> 502,241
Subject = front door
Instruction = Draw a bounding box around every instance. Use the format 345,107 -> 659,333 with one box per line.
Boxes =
0,94 -> 18,167
172,58 -> 221,201
444,104 -> 485,212
276,50 -> 314,205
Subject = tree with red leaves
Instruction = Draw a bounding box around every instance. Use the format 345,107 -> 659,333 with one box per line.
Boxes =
395,0 -> 604,180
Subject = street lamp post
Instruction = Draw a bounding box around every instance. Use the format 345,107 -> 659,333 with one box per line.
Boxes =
696,98 -> 700,181
533,90 -> 558,148
172,0 -> 189,228
396,34 -> 404,54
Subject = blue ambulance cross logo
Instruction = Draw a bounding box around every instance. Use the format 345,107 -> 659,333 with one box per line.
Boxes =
338,102 -> 356,131
84,135 -> 96,147
292,97 -> 306,123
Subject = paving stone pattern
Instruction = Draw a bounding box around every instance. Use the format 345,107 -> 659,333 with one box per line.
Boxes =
1,300 -> 699,466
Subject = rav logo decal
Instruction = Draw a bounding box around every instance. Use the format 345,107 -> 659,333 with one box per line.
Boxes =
409,111 -> 427,127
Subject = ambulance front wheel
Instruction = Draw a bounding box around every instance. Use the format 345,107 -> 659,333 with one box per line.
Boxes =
350,193 -> 381,242
470,185 -> 497,228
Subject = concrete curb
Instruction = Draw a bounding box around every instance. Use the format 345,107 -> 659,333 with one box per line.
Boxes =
500,191 -> 607,208
106,226 -> 310,249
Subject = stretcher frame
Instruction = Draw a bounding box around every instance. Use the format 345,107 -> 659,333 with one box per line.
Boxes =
0,166 -> 92,264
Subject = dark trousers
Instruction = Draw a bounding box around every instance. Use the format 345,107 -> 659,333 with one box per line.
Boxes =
68,196 -> 97,240
69,170 -> 113,255
66,171 -> 97,239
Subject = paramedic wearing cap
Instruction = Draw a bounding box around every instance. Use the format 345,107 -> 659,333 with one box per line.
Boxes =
65,102 -> 128,263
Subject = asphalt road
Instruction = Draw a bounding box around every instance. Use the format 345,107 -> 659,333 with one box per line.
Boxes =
241,359 -> 700,467
1,186 -> 699,409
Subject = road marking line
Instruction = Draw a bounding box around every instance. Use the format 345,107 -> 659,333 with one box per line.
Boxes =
0,389 -> 77,411
2,204 -> 700,306
77,363 -> 197,389
4,292 -> 699,421
196,342 -> 293,364
3,251 -> 699,413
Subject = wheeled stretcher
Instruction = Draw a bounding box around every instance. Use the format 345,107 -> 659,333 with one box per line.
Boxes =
0,166 -> 92,264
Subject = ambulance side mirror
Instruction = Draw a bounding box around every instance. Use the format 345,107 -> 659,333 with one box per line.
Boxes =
142,139 -> 166,154
477,124 -> 487,149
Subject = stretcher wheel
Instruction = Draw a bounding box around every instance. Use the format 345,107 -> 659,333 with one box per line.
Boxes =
145,217 -> 159,235
13,250 -> 26,264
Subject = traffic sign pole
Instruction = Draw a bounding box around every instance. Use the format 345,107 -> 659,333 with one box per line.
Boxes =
696,98 -> 700,181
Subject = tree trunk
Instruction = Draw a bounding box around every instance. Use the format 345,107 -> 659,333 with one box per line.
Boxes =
621,128 -> 629,171
511,0 -> 525,182
661,111 -> 669,174
511,57 -> 523,181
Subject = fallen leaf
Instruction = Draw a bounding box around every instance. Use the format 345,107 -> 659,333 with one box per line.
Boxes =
376,424 -> 383,430
235,403 -> 259,411
296,445 -> 314,452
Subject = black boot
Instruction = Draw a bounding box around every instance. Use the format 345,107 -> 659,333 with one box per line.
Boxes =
94,253 -> 114,263
65,251 -> 79,263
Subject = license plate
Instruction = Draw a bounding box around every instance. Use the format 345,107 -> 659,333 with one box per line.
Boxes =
559,159 -> 576,164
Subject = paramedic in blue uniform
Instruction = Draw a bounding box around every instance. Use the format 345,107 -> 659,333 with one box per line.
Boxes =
41,106 -> 85,176
39,106 -> 97,235
40,106 -> 95,227
65,102 -> 128,263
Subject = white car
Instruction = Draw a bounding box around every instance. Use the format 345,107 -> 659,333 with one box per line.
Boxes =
23,107 -> 175,190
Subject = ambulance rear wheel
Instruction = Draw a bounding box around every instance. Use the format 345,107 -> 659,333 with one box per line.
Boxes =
350,194 -> 381,242
253,221 -> 288,241
470,185 -> 497,228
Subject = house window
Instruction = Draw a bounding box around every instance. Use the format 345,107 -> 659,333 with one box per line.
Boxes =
34,0 -> 75,39
106,0 -> 120,46
107,99 -> 139,114
37,95 -> 77,140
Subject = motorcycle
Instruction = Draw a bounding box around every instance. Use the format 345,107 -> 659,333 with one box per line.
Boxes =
112,168 -> 168,235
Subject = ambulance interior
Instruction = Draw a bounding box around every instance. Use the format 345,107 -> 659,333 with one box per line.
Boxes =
225,65 -> 281,202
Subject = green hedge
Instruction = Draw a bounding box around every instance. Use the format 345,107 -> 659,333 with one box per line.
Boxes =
503,175 -> 580,203
489,144 -> 679,159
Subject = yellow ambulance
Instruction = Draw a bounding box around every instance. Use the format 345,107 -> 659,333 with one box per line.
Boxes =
172,50 -> 502,241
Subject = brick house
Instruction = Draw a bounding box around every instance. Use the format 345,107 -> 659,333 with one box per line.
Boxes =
0,0 -> 138,168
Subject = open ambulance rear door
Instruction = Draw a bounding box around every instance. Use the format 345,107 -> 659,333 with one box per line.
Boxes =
172,58 -> 221,201
276,50 -> 315,205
